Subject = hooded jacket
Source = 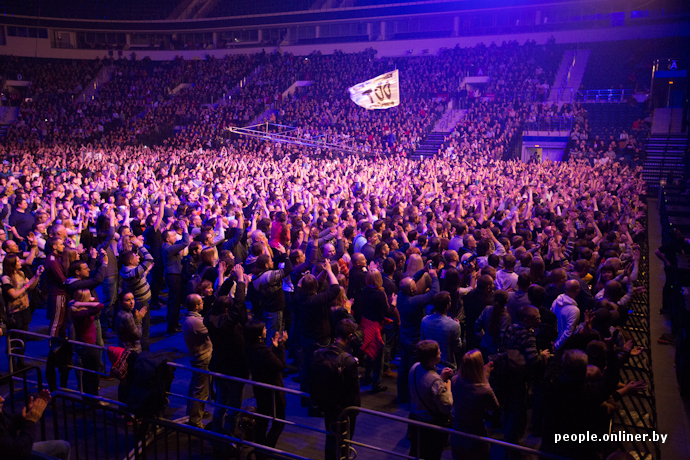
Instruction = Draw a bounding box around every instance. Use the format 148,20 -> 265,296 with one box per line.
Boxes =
551,293 -> 580,349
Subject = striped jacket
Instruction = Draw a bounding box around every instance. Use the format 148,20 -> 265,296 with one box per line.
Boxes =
120,247 -> 154,306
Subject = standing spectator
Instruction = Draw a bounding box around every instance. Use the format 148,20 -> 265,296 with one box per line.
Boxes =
68,289 -> 104,396
311,319 -> 360,460
181,293 -> 213,428
252,253 -> 293,343
244,320 -> 288,452
205,265 -> 249,440
551,280 -> 581,349
462,275 -> 495,351
358,269 -> 390,392
163,221 -> 191,334
143,201 -> 165,311
120,236 -> 154,350
113,292 -> 146,353
1,256 -> 43,369
451,349 -> 498,460
506,274 -> 530,324
97,209 -> 119,338
408,340 -> 454,460
396,268 -> 439,404
298,261 -> 341,414
474,290 -> 511,360
422,291 -> 463,371
44,237 -> 67,338
501,306 -> 550,457
8,196 -> 35,240
0,389 -> 70,460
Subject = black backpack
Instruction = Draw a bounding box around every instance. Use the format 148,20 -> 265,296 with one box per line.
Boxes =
127,351 -> 176,418
309,346 -> 347,411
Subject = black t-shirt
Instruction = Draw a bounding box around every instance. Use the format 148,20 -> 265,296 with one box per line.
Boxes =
8,210 -> 35,238
143,226 -> 163,261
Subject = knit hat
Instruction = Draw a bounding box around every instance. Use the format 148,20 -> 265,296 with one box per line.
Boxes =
107,346 -> 124,365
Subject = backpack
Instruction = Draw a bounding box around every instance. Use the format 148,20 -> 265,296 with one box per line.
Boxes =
488,348 -> 527,404
309,346 -> 347,411
126,351 -> 176,418
187,266 -> 211,296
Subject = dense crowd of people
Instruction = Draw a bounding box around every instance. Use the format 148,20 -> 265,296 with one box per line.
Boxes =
0,41 -> 652,460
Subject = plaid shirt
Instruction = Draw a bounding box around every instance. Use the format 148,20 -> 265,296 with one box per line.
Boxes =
502,322 -> 539,366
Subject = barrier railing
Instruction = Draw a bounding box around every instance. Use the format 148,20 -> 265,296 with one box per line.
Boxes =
0,365 -> 47,439
612,214 -> 661,460
576,89 -> 633,103
6,329 -> 110,394
166,361 -> 329,435
523,115 -> 574,133
335,406 -> 572,460
1,365 -> 316,460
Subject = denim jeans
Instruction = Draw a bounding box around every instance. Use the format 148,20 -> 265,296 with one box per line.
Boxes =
75,345 -> 102,395
263,310 -> 283,344
299,336 -> 332,395
187,356 -> 211,427
165,273 -> 184,332
31,440 -> 71,460
396,339 -> 418,404
100,275 -> 119,330
212,378 -> 245,436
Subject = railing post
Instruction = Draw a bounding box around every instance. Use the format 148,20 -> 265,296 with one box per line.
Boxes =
6,331 -> 13,375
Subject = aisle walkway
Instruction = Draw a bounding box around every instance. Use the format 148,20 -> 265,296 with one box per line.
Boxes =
648,198 -> 690,460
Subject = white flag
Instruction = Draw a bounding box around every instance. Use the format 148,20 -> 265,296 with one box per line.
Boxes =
348,69 -> 400,110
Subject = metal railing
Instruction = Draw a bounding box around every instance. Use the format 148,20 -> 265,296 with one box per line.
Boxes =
166,361 -> 329,436
576,89 -> 634,103
6,329 -> 111,390
0,365 -> 47,440
1,354 -> 316,460
523,116 -> 574,133
48,390 -> 315,460
335,407 -> 572,460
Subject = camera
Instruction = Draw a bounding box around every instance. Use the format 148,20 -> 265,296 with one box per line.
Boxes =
461,254 -> 478,267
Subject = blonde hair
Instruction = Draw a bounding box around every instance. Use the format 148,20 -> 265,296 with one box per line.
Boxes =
365,269 -> 383,291
74,289 -> 91,302
460,349 -> 487,384
404,253 -> 424,278
62,248 -> 79,273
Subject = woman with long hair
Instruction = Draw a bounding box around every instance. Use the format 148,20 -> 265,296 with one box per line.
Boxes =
408,340 -> 454,460
474,290 -> 510,360
451,349 -> 499,460
358,269 -> 390,393
528,257 -> 546,286
1,255 -> 43,368
244,320 -> 287,451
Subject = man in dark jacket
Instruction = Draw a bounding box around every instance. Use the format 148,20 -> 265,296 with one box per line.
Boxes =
205,265 -> 249,438
298,262 -> 341,413
396,268 -> 439,404
44,237 -> 67,338
244,320 -> 287,450
252,252 -> 293,343
162,221 -> 191,334
65,252 -> 108,342
0,389 -> 70,459
347,253 -> 367,319
319,319 -> 360,460
463,274 -> 496,350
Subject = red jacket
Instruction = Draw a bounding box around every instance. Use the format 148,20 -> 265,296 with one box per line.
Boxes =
44,254 -> 67,296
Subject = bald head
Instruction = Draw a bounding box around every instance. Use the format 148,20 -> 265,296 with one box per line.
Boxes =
565,279 -> 581,298
518,305 -> 540,328
552,268 -> 567,286
444,250 -> 459,265
400,277 -> 416,296
477,274 -> 494,293
352,253 -> 366,268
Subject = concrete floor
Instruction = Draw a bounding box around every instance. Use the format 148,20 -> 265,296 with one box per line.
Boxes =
648,198 -> 690,460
